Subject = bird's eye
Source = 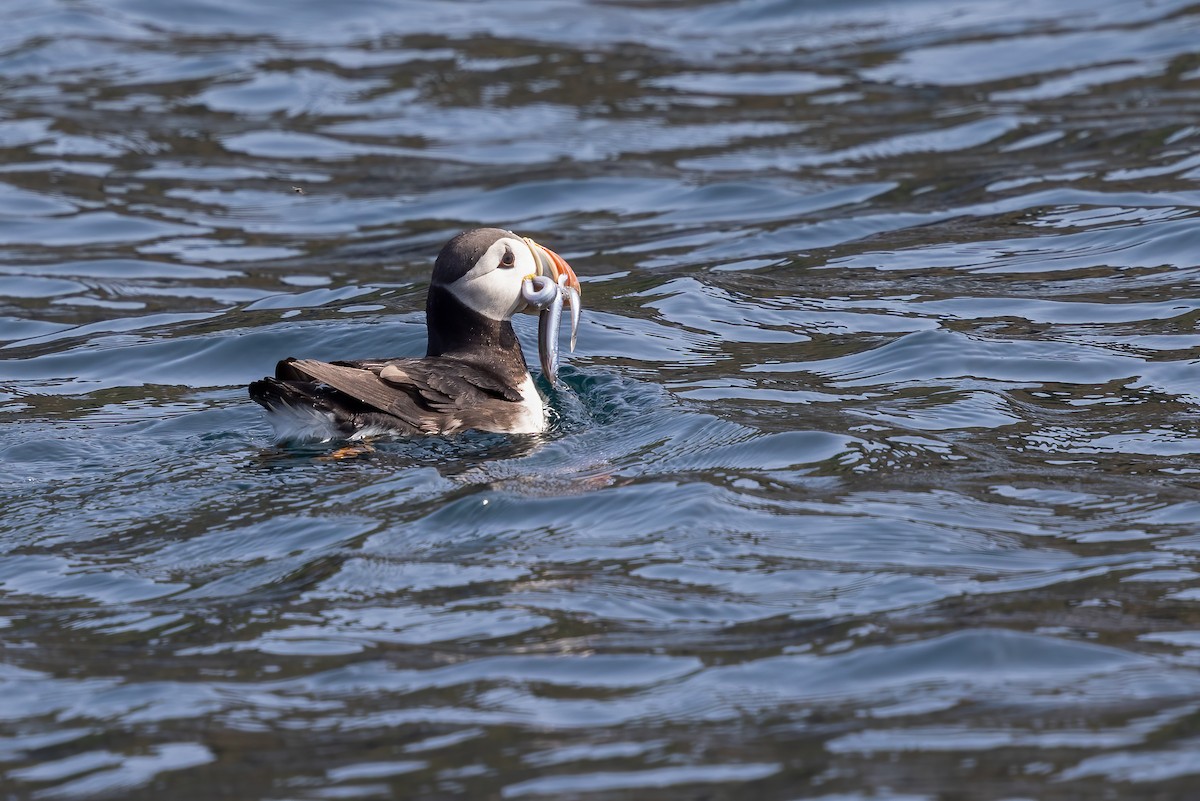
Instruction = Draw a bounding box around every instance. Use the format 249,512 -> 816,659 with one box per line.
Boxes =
500,248 -> 516,268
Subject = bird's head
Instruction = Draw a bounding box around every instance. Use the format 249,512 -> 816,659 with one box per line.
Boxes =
431,228 -> 580,321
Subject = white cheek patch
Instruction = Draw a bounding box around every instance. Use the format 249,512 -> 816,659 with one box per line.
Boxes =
450,237 -> 534,321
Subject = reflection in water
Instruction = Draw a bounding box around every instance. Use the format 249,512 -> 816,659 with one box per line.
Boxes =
2,0 -> 1200,798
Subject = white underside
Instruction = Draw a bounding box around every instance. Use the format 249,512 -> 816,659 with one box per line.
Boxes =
506,374 -> 547,434
263,374 -> 546,442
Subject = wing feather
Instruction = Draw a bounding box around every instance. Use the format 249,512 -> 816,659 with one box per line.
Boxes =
286,357 -> 529,434
371,358 -> 522,403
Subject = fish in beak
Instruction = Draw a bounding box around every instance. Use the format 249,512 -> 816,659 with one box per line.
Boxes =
519,237 -> 582,385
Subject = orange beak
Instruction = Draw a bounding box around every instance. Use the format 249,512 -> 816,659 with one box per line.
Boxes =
520,236 -> 583,380
524,237 -> 581,296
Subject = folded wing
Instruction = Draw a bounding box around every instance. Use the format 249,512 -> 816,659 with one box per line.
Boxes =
278,356 -> 529,434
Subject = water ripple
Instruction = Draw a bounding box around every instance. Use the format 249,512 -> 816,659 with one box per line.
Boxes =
3,1 -> 1200,799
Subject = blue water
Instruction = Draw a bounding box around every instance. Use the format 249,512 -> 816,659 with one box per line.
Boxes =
3,0 -> 1200,798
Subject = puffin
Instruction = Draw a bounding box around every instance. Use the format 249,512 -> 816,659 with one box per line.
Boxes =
248,228 -> 582,441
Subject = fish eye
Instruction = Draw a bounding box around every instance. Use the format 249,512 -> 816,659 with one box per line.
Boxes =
500,248 -> 516,268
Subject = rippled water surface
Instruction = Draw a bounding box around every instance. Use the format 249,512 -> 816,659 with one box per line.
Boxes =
3,0 -> 1200,798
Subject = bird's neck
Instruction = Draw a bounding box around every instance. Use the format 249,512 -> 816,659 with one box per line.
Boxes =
425,285 -> 529,378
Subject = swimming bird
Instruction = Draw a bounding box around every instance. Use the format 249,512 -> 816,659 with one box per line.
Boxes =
248,228 -> 582,441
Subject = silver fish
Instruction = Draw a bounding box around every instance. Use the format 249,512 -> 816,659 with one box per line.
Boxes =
521,274 -> 557,309
564,282 -> 581,353
537,277 -> 565,384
